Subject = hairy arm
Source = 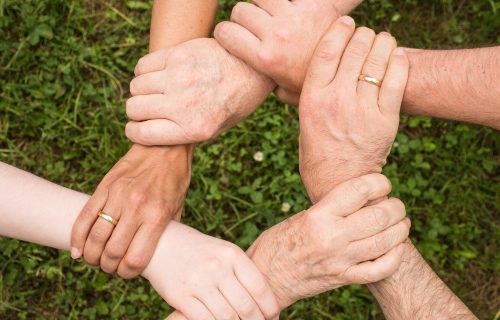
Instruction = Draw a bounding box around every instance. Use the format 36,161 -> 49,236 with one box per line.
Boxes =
404,47 -> 500,129
367,241 -> 477,320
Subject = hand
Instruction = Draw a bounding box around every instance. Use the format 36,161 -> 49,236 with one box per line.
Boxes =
125,38 -> 275,146
214,1 -> 362,104
298,21 -> 409,203
143,222 -> 280,320
248,174 -> 410,309
70,144 -> 193,278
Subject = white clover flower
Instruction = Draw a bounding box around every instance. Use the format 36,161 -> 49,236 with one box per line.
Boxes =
281,202 -> 291,213
253,151 -> 264,162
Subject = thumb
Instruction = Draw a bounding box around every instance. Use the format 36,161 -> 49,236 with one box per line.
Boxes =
311,173 -> 392,218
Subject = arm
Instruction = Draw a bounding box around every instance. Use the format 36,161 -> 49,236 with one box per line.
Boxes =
0,161 -> 408,319
149,0 -> 218,51
297,21 -> 478,319
403,47 -> 500,129
0,161 -> 280,319
70,0 -> 218,278
367,242 -> 477,320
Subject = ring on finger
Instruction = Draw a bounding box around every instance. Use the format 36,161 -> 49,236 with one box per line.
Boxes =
98,211 -> 119,226
358,74 -> 382,87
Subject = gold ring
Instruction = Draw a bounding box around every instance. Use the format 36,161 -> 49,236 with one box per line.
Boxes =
358,74 -> 382,87
98,212 -> 118,226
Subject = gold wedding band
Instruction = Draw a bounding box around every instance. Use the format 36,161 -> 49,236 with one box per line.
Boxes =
358,74 -> 382,87
98,212 -> 118,226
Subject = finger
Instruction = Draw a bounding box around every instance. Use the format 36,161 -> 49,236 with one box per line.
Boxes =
304,16 -> 355,89
125,120 -> 187,146
165,311 -> 189,320
219,276 -> 265,320
275,87 -> 300,105
129,70 -> 167,96
83,198 -> 122,266
70,188 -> 107,259
196,289 -> 238,320
344,243 -> 406,284
312,173 -> 392,218
134,49 -> 170,76
334,27 -> 376,88
342,198 -> 406,241
234,255 -> 280,319
117,223 -> 165,279
231,2 -> 271,39
178,297 -> 215,320
100,212 -> 140,274
214,21 -> 261,70
349,218 -> 411,262
252,0 -> 290,15
357,32 -> 397,105
126,94 -> 173,121
378,48 -> 409,116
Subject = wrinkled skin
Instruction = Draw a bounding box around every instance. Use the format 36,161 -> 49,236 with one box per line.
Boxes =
125,38 -> 274,146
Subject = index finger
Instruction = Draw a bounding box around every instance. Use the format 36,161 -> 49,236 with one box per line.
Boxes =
70,188 -> 107,259
312,173 -> 392,218
134,49 -> 170,76
303,16 -> 355,89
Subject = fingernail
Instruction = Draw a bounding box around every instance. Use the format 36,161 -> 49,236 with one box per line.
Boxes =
394,48 -> 406,56
339,16 -> 355,26
71,247 -> 81,259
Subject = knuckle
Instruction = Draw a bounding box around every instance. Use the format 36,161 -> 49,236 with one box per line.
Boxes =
371,206 -> 390,228
237,298 -> 256,316
193,123 -> 216,142
220,245 -> 240,261
374,233 -> 391,254
129,190 -> 148,208
360,268 -> 380,283
368,173 -> 392,194
316,41 -> 339,61
365,54 -> 386,70
257,49 -> 277,67
351,177 -> 371,197
123,253 -> 148,271
103,245 -> 125,260
347,43 -> 368,59
89,227 -> 110,243
388,198 -> 406,218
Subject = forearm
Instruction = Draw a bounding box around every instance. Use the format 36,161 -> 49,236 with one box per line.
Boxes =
0,162 -> 87,249
0,161 -> 181,277
150,0 -> 218,52
402,47 -> 500,129
368,240 -> 477,319
136,1 -> 219,170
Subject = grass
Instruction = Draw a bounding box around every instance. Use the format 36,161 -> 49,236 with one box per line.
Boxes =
0,0 -> 499,319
